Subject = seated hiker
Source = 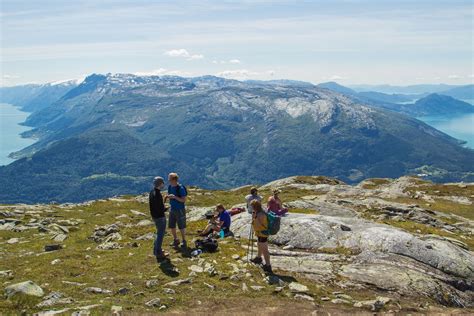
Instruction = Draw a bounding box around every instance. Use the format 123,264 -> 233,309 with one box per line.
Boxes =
149,176 -> 168,262
199,204 -> 232,237
267,189 -> 288,216
245,187 -> 262,215
250,200 -> 272,273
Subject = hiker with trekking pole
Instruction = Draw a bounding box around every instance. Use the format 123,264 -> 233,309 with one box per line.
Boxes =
248,200 -> 274,273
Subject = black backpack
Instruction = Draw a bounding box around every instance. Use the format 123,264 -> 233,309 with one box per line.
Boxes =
168,184 -> 187,197
195,237 -> 218,252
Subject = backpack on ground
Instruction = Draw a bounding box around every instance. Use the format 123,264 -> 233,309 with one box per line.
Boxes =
195,237 -> 218,252
168,184 -> 188,197
262,211 -> 281,235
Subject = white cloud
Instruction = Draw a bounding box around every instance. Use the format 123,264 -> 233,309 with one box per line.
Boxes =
216,69 -> 259,79
134,68 -> 192,77
329,75 -> 348,81
2,74 -> 20,79
164,48 -> 203,60
448,74 -> 460,79
469,74 -> 474,78
212,59 -> 241,64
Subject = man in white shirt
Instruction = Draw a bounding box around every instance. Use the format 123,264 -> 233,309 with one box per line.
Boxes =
245,187 -> 262,214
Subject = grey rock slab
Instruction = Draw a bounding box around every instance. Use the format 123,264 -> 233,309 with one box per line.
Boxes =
36,292 -> 74,308
84,287 -> 112,294
145,279 -> 159,288
288,282 -> 309,293
294,294 -> 314,301
0,270 -> 13,278
96,242 -> 122,250
135,219 -> 153,227
285,199 -> 357,217
271,256 -> 334,282
5,280 -> 44,298
145,298 -> 161,307
163,288 -> 175,294
164,278 -> 192,286
339,262 -> 473,307
233,212 -> 474,280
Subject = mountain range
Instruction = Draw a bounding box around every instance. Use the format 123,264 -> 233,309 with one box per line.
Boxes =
0,74 -> 473,203
316,82 -> 474,116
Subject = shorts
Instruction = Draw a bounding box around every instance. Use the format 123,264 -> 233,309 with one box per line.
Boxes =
169,209 -> 186,229
257,236 -> 268,243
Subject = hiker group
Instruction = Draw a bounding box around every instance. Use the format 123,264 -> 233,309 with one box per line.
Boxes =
149,173 -> 287,274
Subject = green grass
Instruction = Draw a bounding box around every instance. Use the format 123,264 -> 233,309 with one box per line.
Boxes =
289,208 -> 319,215
2,179 -> 473,313
0,198 -> 328,314
359,178 -> 392,189
389,196 -> 474,221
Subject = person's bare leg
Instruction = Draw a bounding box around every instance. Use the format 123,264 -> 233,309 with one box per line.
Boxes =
262,242 -> 270,265
170,228 -> 178,241
257,241 -> 263,258
200,225 -> 212,236
180,228 -> 186,241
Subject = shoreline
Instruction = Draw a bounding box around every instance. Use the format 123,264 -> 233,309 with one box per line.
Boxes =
0,103 -> 36,166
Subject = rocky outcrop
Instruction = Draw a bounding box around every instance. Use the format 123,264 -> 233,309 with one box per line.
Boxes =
232,204 -> 474,307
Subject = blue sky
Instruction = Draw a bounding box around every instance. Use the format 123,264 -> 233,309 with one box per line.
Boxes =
1,0 -> 473,86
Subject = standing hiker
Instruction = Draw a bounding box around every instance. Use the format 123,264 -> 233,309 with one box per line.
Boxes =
149,176 -> 168,261
165,172 -> 188,249
245,187 -> 262,215
250,200 -> 272,273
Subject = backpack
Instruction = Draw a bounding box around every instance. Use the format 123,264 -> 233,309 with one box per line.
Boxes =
168,184 -> 187,197
195,237 -> 218,252
261,211 -> 281,235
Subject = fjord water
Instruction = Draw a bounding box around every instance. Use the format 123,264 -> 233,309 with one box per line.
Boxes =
417,98 -> 474,149
0,103 -> 35,165
418,113 -> 474,149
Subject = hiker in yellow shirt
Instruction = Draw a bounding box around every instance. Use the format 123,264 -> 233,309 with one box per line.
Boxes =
250,200 -> 272,273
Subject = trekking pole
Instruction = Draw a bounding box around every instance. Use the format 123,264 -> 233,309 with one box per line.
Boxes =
250,227 -> 254,260
246,225 -> 252,261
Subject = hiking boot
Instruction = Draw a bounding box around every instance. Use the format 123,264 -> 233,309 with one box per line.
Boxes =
262,264 -> 273,274
250,256 -> 263,265
170,239 -> 180,247
181,240 -> 187,249
155,252 -> 169,262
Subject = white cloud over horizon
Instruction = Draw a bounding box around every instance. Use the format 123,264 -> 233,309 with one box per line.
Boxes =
163,49 -> 204,61
1,1 -> 472,86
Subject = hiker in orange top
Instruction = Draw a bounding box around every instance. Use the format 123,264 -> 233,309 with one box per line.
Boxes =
250,200 -> 272,273
267,189 -> 282,212
267,189 -> 288,216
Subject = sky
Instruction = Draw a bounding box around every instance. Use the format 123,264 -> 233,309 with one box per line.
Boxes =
1,0 -> 473,86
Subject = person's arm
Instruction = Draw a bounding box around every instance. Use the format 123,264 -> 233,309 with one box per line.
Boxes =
267,196 -> 273,209
168,186 -> 187,203
149,192 -> 155,217
173,196 -> 186,203
158,192 -> 165,212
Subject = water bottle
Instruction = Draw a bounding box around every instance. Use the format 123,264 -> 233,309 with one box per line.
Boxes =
219,229 -> 225,239
191,249 -> 202,257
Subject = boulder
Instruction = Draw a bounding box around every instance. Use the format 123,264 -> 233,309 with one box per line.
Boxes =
288,282 -> 309,294
44,244 -> 62,252
145,298 -> 161,308
5,280 -> 44,298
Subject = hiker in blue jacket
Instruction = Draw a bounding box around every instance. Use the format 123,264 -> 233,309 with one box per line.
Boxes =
165,172 -> 188,249
199,204 -> 231,237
